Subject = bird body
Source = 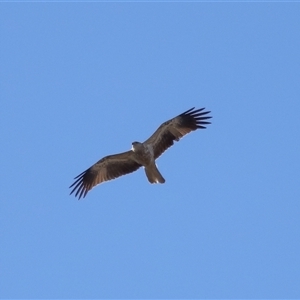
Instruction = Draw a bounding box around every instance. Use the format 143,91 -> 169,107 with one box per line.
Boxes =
131,142 -> 154,165
70,107 -> 212,199
131,141 -> 164,183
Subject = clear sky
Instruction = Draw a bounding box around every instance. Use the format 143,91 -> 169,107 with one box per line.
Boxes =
1,2 -> 300,299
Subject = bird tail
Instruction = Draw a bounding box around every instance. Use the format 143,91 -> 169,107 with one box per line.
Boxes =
144,164 -> 165,184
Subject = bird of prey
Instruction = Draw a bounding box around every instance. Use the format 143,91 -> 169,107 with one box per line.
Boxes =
70,107 -> 212,199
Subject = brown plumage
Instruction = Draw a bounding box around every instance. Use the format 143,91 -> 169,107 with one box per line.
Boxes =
70,107 -> 211,199
143,107 -> 211,159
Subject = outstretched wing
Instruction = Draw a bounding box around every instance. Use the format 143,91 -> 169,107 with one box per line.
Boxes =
69,151 -> 142,199
143,107 -> 212,159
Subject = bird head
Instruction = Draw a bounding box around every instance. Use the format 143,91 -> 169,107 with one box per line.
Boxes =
131,141 -> 141,151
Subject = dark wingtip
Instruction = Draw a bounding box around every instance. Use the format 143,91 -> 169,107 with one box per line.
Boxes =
180,107 -> 211,117
181,107 -> 195,115
180,107 -> 212,129
69,169 -> 90,200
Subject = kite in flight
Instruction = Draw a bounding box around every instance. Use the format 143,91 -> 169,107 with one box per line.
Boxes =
70,107 -> 212,199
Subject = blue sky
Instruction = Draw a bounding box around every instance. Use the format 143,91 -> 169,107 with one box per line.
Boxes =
1,3 -> 300,299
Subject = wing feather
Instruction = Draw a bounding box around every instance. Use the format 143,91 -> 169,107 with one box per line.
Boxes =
69,151 -> 141,199
144,107 -> 212,159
